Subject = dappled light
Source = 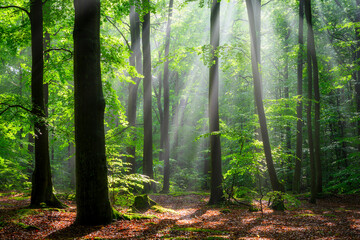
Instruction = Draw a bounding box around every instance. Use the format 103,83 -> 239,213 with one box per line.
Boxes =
1,0 -> 360,238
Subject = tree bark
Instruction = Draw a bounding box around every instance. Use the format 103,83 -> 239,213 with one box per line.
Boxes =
126,1 -> 142,173
246,0 -> 284,192
29,0 -> 62,208
161,0 -> 174,194
305,0 -> 316,203
305,0 -> 322,195
208,0 -> 224,205
142,0 -> 154,192
74,0 -> 112,225
293,0 -> 304,193
355,0 -> 360,151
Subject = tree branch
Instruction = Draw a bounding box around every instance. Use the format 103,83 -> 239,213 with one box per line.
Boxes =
44,48 -> 73,56
0,5 -> 30,19
0,103 -> 32,116
261,0 -> 274,7
105,16 -> 131,51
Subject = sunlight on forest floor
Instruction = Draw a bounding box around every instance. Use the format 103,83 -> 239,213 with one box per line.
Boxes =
0,192 -> 359,239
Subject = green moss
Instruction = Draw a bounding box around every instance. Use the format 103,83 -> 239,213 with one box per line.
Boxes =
0,192 -> 17,197
17,222 -> 40,230
151,205 -> 177,214
294,213 -> 318,217
132,194 -> 157,211
9,196 -> 30,201
113,208 -> 157,220
14,209 -> 39,220
220,209 -> 231,214
43,208 -> 66,212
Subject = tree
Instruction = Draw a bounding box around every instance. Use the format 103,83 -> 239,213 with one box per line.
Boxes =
29,0 -> 62,208
161,0 -> 174,194
355,0 -> 360,151
305,0 -> 322,197
127,0 -> 142,173
246,0 -> 284,192
208,0 -> 224,205
73,0 -> 113,225
142,0 -> 154,192
293,0 -> 304,193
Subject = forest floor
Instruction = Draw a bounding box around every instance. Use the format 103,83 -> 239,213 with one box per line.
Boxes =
0,192 -> 359,239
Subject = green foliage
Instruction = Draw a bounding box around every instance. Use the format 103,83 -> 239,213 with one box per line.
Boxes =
326,158 -> 360,194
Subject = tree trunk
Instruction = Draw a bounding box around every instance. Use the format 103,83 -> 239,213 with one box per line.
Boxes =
305,1 -> 316,203
293,0 -> 304,193
142,0 -> 154,192
68,142 -> 76,189
161,0 -> 174,194
74,0 -> 112,225
126,1 -> 142,173
284,28 -> 292,189
246,0 -> 284,192
355,0 -> 360,151
208,0 -> 224,205
29,0 -> 62,208
305,0 -> 322,195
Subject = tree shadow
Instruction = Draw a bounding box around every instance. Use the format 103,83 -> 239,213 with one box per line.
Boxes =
180,207 -> 209,220
45,223 -> 102,239
140,219 -> 177,237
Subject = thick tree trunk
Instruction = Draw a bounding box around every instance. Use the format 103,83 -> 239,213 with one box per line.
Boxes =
161,0 -> 174,194
74,0 -> 112,225
246,0 -> 284,192
29,0 -> 62,208
293,0 -> 304,193
208,0 -> 224,205
126,2 -> 142,173
142,0 -> 154,192
305,0 -> 322,195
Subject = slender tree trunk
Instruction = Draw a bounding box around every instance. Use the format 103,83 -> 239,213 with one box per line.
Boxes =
293,0 -> 304,193
246,0 -> 284,192
284,29 -> 292,189
355,0 -> 360,151
305,2 -> 316,203
126,2 -> 142,173
305,0 -> 321,194
142,0 -> 154,192
68,142 -> 75,189
30,0 -> 62,208
161,0 -> 174,194
74,0 -> 112,225
208,0 -> 224,205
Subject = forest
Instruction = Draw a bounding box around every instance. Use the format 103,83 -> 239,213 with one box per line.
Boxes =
0,0 -> 359,239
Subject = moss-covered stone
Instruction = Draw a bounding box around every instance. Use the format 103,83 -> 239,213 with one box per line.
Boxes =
132,194 -> 157,211
220,209 -> 231,214
151,205 -> 177,214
